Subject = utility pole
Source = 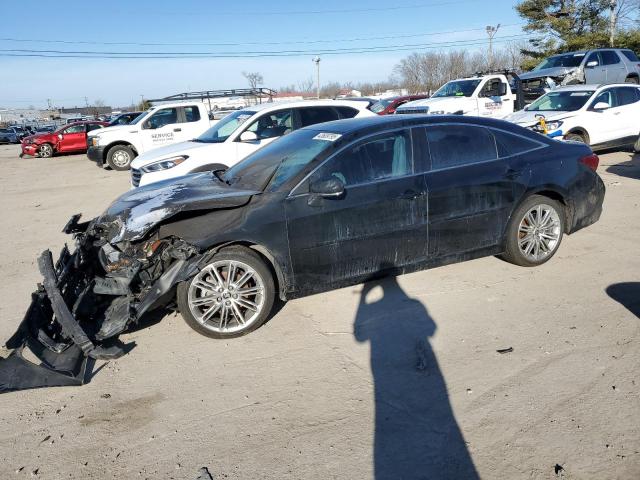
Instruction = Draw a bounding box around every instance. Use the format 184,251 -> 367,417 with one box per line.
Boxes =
486,24 -> 500,69
140,94 -> 145,109
312,56 -> 321,99
609,0 -> 617,47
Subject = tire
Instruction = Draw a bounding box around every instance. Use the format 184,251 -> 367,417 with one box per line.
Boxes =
106,145 -> 135,171
501,195 -> 565,267
37,143 -> 54,158
564,132 -> 587,144
177,247 -> 275,339
625,76 -> 639,84
189,163 -> 228,174
634,135 -> 640,154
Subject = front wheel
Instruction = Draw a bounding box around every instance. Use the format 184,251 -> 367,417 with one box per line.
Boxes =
37,143 -> 54,158
634,134 -> 640,153
106,145 -> 135,170
501,195 -> 565,267
177,247 -> 275,338
564,132 -> 587,144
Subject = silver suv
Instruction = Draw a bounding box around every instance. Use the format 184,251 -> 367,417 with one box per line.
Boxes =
519,49 -> 640,102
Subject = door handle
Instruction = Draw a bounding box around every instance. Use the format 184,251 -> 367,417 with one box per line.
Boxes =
398,190 -> 422,200
173,128 -> 182,132
504,168 -> 523,180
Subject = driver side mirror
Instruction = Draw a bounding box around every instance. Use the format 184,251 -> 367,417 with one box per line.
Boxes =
239,131 -> 259,142
308,176 -> 345,205
586,60 -> 598,68
58,133 -> 63,140
592,102 -> 611,111
142,121 -> 156,130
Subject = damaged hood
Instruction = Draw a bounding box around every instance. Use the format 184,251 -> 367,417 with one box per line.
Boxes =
504,109 -> 574,126
519,67 -> 577,81
97,173 -> 260,242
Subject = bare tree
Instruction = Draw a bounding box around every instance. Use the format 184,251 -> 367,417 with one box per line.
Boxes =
297,77 -> 315,93
242,71 -> 264,90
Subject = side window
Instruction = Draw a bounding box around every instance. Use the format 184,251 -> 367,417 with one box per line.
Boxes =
621,50 -> 639,62
312,130 -> 412,187
145,108 -> 178,129
245,110 -> 292,139
183,106 -> 201,123
591,89 -> 616,109
86,123 -> 103,132
586,52 -> 601,66
480,79 -> 505,97
601,50 -> 621,65
426,125 -> 497,169
298,107 -> 340,127
64,125 -> 85,134
335,106 -> 359,118
614,87 -> 640,106
492,129 -> 543,158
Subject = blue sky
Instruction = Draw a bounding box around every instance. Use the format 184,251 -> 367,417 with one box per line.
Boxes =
0,0 -> 526,109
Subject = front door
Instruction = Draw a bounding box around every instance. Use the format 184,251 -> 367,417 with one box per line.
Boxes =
584,52 -> 607,84
140,107 -> 182,152
586,87 -> 626,144
422,124 -> 521,257
57,124 -> 86,152
234,109 -> 293,164
477,77 -> 511,118
285,129 -> 428,293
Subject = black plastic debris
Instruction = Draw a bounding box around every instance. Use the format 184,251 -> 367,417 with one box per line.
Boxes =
496,347 -> 514,354
195,466 -> 214,480
554,463 -> 564,475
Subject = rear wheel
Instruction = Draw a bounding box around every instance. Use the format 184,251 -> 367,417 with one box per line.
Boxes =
625,76 -> 639,84
177,247 -> 275,339
502,195 -> 565,267
106,145 -> 135,170
37,143 -> 53,158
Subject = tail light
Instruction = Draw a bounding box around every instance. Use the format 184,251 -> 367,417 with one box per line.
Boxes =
580,153 -> 599,171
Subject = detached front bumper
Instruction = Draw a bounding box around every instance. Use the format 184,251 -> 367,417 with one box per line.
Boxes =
21,143 -> 39,157
87,145 -> 106,166
0,249 -> 127,393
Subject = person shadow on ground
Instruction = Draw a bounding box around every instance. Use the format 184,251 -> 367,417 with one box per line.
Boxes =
353,275 -> 479,480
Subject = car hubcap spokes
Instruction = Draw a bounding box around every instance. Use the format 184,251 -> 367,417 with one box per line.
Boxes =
518,204 -> 561,261
113,151 -> 130,167
40,145 -> 51,156
187,260 -> 265,333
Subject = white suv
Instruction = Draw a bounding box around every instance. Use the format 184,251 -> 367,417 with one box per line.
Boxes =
130,100 -> 374,187
505,84 -> 640,151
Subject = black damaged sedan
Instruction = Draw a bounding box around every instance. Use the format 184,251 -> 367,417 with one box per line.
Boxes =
1,115 -> 605,390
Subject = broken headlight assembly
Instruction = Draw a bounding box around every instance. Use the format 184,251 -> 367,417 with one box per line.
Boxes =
141,155 -> 188,173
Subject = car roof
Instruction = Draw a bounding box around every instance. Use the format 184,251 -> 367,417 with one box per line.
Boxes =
300,114 -> 526,136
237,99 -> 371,113
553,83 -> 639,92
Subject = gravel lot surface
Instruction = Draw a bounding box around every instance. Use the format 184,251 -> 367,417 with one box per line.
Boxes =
0,144 -> 638,479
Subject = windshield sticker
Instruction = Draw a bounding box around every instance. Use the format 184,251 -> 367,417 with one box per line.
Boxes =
313,132 -> 342,141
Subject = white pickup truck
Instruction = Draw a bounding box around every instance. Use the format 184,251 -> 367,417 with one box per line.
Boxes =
396,74 -> 518,118
87,102 -> 215,170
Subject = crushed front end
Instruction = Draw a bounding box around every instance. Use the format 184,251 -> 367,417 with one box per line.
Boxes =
0,214 -> 199,393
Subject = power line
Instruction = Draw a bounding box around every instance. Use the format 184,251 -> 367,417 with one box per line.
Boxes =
0,23 -> 524,47
0,34 -> 531,58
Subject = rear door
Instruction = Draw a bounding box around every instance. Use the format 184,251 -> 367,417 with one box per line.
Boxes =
601,50 -> 627,82
422,124 -> 528,257
612,86 -> 640,140
57,124 -> 86,152
285,128 -> 428,292
584,52 -> 607,84
178,105 -> 206,140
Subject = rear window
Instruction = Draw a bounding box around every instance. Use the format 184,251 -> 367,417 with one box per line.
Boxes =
426,125 -> 497,169
336,106 -> 360,118
184,106 -> 201,123
298,107 -> 340,127
601,50 -> 621,65
621,50 -> 639,61
492,129 -> 543,158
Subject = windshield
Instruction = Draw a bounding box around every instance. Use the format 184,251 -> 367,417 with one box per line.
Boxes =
534,53 -> 585,70
527,90 -> 595,112
370,98 -> 395,113
222,129 -> 334,191
432,80 -> 481,98
196,109 -> 257,143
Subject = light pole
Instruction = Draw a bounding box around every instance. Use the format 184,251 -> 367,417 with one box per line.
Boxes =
486,24 -> 500,70
312,56 -> 321,99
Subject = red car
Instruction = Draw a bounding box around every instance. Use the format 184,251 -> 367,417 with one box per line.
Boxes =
370,95 -> 430,115
21,121 -> 108,158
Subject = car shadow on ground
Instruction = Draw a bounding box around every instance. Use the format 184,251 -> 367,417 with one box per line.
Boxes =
606,282 -> 640,318
353,274 -> 479,479
605,153 -> 640,180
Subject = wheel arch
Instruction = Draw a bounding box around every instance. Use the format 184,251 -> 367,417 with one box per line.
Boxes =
201,241 -> 288,301
625,73 -> 639,82
564,127 -> 590,144
523,187 -> 574,233
104,141 -> 138,162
